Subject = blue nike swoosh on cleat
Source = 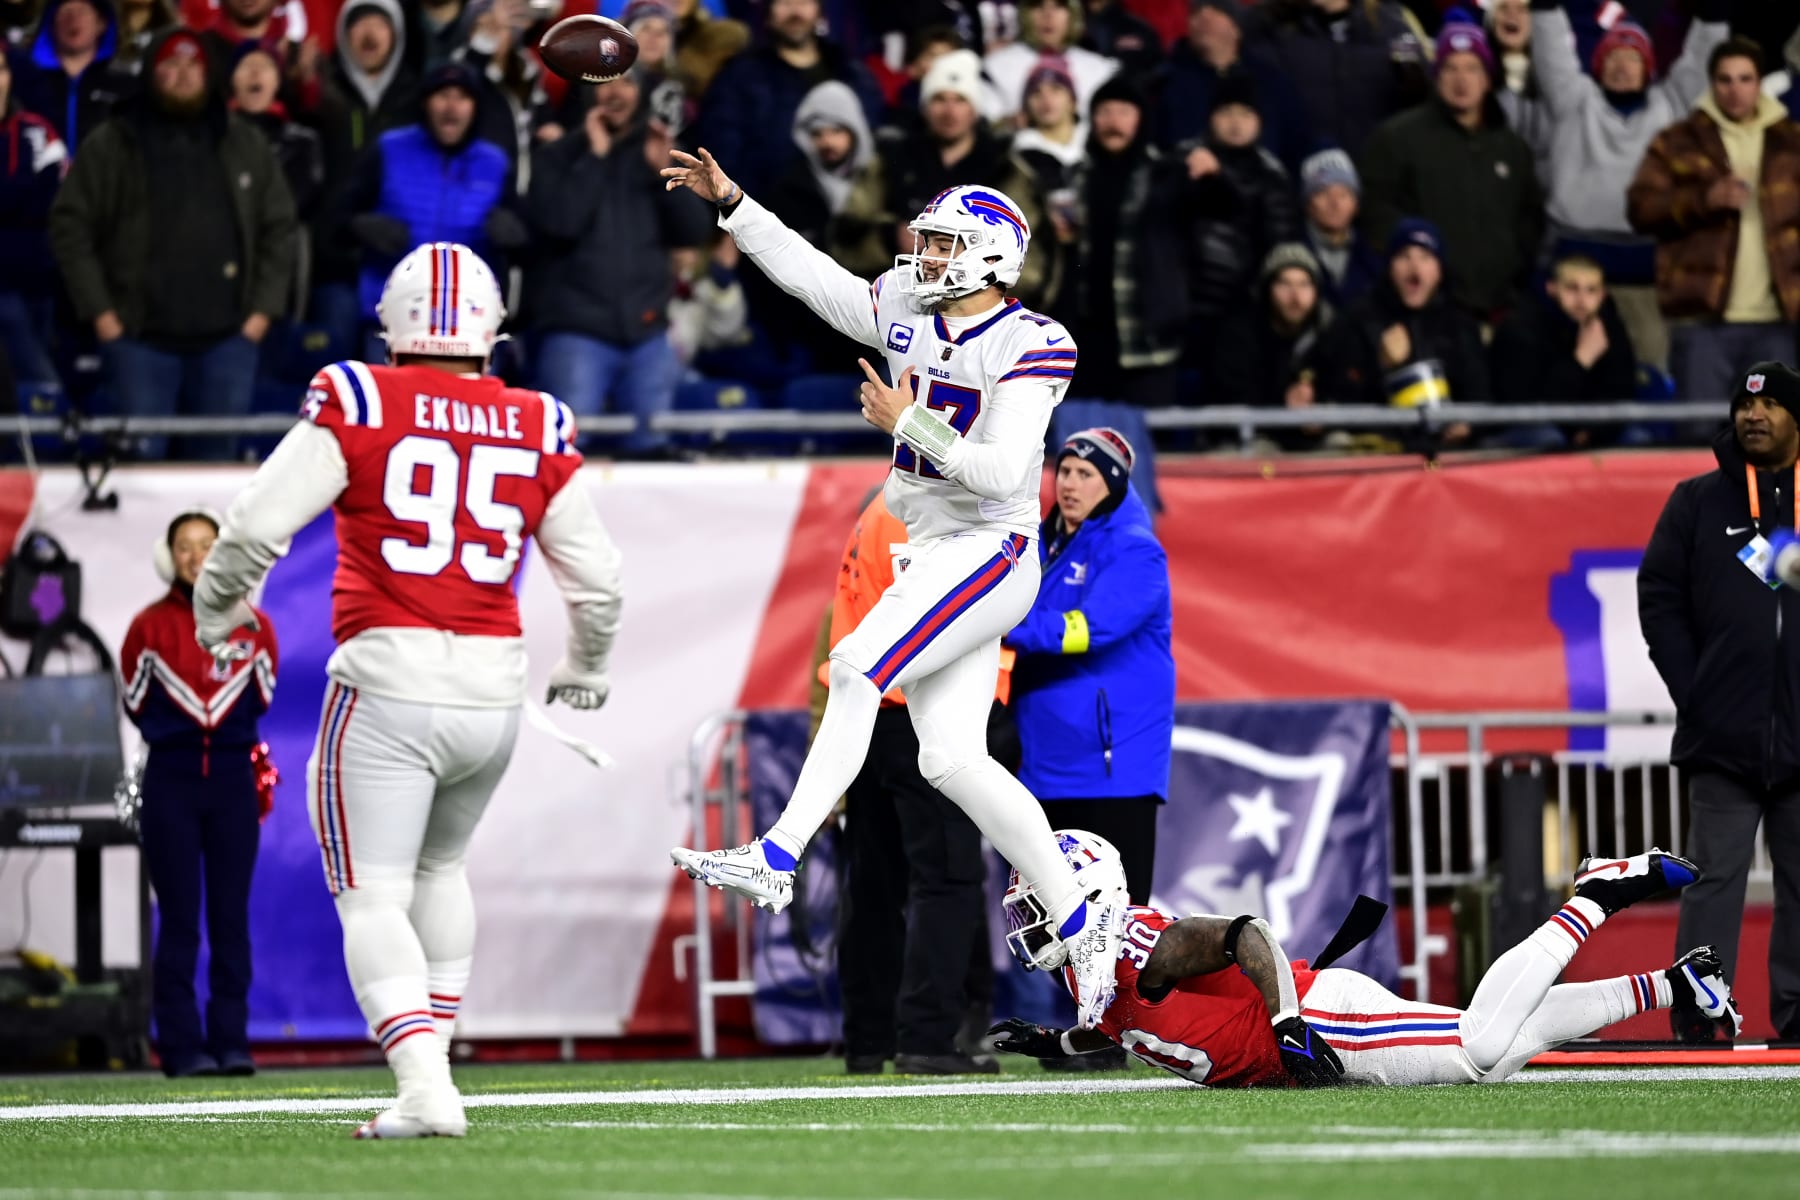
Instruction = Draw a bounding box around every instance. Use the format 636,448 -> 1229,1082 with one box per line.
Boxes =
1661,860 -> 1697,888
1684,965 -> 1721,1009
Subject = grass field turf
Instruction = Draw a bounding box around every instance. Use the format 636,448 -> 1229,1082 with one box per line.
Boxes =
3,1060 -> 1799,1200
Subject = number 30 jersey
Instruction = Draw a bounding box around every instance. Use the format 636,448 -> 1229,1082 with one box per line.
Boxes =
1093,906 -> 1319,1088
304,361 -> 581,644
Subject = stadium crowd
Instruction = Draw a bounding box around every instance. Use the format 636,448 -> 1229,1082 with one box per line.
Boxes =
3,0 -> 1800,459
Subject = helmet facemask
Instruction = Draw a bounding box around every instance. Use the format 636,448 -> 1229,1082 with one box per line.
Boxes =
897,223 -> 1001,304
1004,871 -> 1072,972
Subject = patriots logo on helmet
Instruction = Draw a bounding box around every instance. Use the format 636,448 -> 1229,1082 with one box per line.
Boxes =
1749,374 -> 1766,393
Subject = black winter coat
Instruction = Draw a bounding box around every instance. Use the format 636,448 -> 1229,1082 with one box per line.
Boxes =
1189,141 -> 1301,319
1243,0 -> 1427,160
1490,294 -> 1637,405
1640,428 -> 1800,786
1316,278 -> 1491,406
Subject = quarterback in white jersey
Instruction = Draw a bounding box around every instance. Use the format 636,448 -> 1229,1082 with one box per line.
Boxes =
662,147 -> 1126,1027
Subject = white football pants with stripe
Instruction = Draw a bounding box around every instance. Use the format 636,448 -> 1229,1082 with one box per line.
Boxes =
308,682 -> 518,1099
765,527 -> 1087,922
1298,895 -> 1673,1085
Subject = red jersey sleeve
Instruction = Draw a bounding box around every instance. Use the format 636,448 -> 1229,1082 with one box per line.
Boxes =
302,361 -> 388,434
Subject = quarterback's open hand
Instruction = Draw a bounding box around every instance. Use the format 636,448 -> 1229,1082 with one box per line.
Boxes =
662,147 -> 737,205
546,659 -> 611,711
1273,1014 -> 1344,1087
984,1018 -> 1068,1060
194,598 -> 259,669
858,359 -> 913,434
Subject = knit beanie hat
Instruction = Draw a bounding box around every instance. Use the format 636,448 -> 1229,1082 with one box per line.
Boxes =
920,48 -> 984,107
1387,216 -> 1444,261
1058,427 -> 1137,515
154,29 -> 207,72
1261,242 -> 1323,287
1435,20 -> 1494,76
1300,148 -> 1360,199
1591,20 -> 1655,80
1211,70 -> 1258,114
1733,362 -> 1800,416
1024,55 -> 1077,106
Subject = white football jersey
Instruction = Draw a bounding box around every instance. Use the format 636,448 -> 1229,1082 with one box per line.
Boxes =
869,272 -> 1075,543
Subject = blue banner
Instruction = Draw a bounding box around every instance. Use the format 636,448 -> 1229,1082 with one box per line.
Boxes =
746,699 -> 1399,1044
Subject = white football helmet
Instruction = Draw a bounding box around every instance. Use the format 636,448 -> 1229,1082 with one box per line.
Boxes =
1003,829 -> 1131,972
376,242 -> 505,361
895,185 -> 1031,303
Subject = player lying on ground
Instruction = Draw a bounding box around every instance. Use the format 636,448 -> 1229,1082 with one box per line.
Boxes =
192,243 -> 623,1138
660,147 -> 1124,1024
990,831 -> 1743,1086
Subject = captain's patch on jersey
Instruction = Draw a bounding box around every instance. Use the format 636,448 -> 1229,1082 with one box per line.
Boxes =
886,323 -> 913,353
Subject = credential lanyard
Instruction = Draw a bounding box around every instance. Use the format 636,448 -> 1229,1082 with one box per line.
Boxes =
1745,463 -> 1799,532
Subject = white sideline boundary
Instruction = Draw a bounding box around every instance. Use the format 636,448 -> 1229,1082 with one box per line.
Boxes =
4,1065 -> 1800,1121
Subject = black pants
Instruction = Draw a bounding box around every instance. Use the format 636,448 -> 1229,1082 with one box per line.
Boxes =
1039,797 -> 1161,904
138,751 -> 261,1068
1677,771 -> 1800,1037
838,706 -> 990,1058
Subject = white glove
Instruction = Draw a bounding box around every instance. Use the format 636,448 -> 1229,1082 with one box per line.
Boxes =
546,659 -> 610,710
194,597 -> 259,668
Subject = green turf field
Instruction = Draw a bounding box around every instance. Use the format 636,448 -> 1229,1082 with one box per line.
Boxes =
3,1059 -> 1799,1199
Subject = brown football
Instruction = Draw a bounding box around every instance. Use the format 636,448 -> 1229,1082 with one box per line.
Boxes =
537,14 -> 639,85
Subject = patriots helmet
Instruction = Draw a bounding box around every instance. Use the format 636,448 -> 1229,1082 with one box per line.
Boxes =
377,242 -> 506,362
1003,829 -> 1131,972
896,184 -> 1031,303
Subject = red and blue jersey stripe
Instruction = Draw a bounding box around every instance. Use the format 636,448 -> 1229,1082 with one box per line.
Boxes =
865,534 -> 1028,691
1000,346 -> 1078,383
313,682 -> 358,895
1299,1006 -> 1465,1051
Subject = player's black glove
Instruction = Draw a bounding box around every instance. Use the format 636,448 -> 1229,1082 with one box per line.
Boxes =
985,1017 -> 1069,1060
1273,1015 -> 1344,1087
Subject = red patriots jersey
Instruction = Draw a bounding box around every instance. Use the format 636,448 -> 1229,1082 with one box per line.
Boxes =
1094,907 -> 1319,1088
303,361 -> 582,644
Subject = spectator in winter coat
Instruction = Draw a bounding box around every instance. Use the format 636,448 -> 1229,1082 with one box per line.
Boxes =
1488,0 -> 1551,186
757,78 -> 884,370
8,0 -> 130,149
526,69 -> 712,454
0,50 -> 66,388
1007,427 -> 1173,905
1012,57 -> 1086,189
1184,72 -> 1301,323
1638,362 -> 1800,1043
111,0 -> 178,77
1242,0 -> 1428,162
407,0 -> 465,73
1318,217 -> 1489,428
1069,74 -> 1225,407
671,0 -> 748,102
454,0 -> 557,178
230,42 -> 321,219
1298,148 -> 1380,308
1532,0 -> 1729,375
1161,0 -> 1312,171
1489,252 -> 1640,449
692,0 -> 880,199
986,0 -> 1116,122
1079,0 -> 1162,79
1359,20 -> 1542,319
49,28 -> 296,459
344,62 -> 523,343
1209,243 -> 1336,448
120,507 -> 278,1078
1627,37 -> 1800,404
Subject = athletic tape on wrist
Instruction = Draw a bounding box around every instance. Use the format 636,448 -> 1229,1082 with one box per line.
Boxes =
894,404 -> 960,465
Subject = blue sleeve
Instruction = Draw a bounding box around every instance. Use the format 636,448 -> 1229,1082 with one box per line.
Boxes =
1008,598 -> 1069,655
1075,532 -> 1171,653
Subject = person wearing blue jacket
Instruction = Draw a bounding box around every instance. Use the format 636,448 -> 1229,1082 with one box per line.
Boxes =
1007,426 -> 1174,901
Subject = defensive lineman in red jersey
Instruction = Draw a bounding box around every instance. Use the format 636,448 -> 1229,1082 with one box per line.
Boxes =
989,832 -> 1745,1086
193,243 -> 622,1138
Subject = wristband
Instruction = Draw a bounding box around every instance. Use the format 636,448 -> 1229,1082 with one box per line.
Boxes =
717,183 -> 742,210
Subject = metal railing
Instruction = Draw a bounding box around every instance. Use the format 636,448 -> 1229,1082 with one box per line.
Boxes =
8,400 -> 1727,449
677,705 -> 1767,1048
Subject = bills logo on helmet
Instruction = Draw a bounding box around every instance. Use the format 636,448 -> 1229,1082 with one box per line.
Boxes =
958,189 -> 1027,250
1749,374 -> 1766,393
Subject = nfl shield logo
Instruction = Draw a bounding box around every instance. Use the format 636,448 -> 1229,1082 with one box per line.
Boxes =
1749,374 -> 1766,393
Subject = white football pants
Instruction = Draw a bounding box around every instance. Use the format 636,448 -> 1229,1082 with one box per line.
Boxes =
767,527 -> 1086,920
307,682 -> 519,1086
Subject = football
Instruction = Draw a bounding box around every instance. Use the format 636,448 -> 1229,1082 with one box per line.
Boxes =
537,14 -> 639,85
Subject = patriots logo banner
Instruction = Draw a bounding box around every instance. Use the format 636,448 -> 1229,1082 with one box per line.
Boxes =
1153,700 -> 1399,987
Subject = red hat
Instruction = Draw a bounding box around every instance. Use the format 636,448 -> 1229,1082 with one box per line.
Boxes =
1591,20 -> 1655,80
153,30 -> 207,71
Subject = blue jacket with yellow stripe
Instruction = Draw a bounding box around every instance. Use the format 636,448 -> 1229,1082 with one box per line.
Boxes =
1007,488 -> 1174,802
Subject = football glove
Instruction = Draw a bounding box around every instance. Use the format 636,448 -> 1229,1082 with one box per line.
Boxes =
546,659 -> 611,710
984,1018 -> 1069,1060
1273,1014 -> 1344,1087
194,597 -> 259,668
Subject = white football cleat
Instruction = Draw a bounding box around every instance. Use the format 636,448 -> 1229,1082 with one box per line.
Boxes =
1668,945 -> 1745,1040
353,1101 -> 466,1140
671,841 -> 795,913
1063,898 -> 1126,1030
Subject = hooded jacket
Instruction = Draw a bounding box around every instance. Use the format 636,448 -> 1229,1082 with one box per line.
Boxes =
1640,425 -> 1800,786
47,28 -> 297,333
1317,272 -> 1491,406
1008,486 -> 1174,803
313,0 -> 415,283
10,0 -> 131,147
787,79 -> 872,218
1626,92 -> 1800,323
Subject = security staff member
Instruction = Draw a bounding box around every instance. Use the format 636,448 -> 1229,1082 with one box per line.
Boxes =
826,491 -> 1015,1076
1640,362 -> 1800,1042
120,507 -> 279,1077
